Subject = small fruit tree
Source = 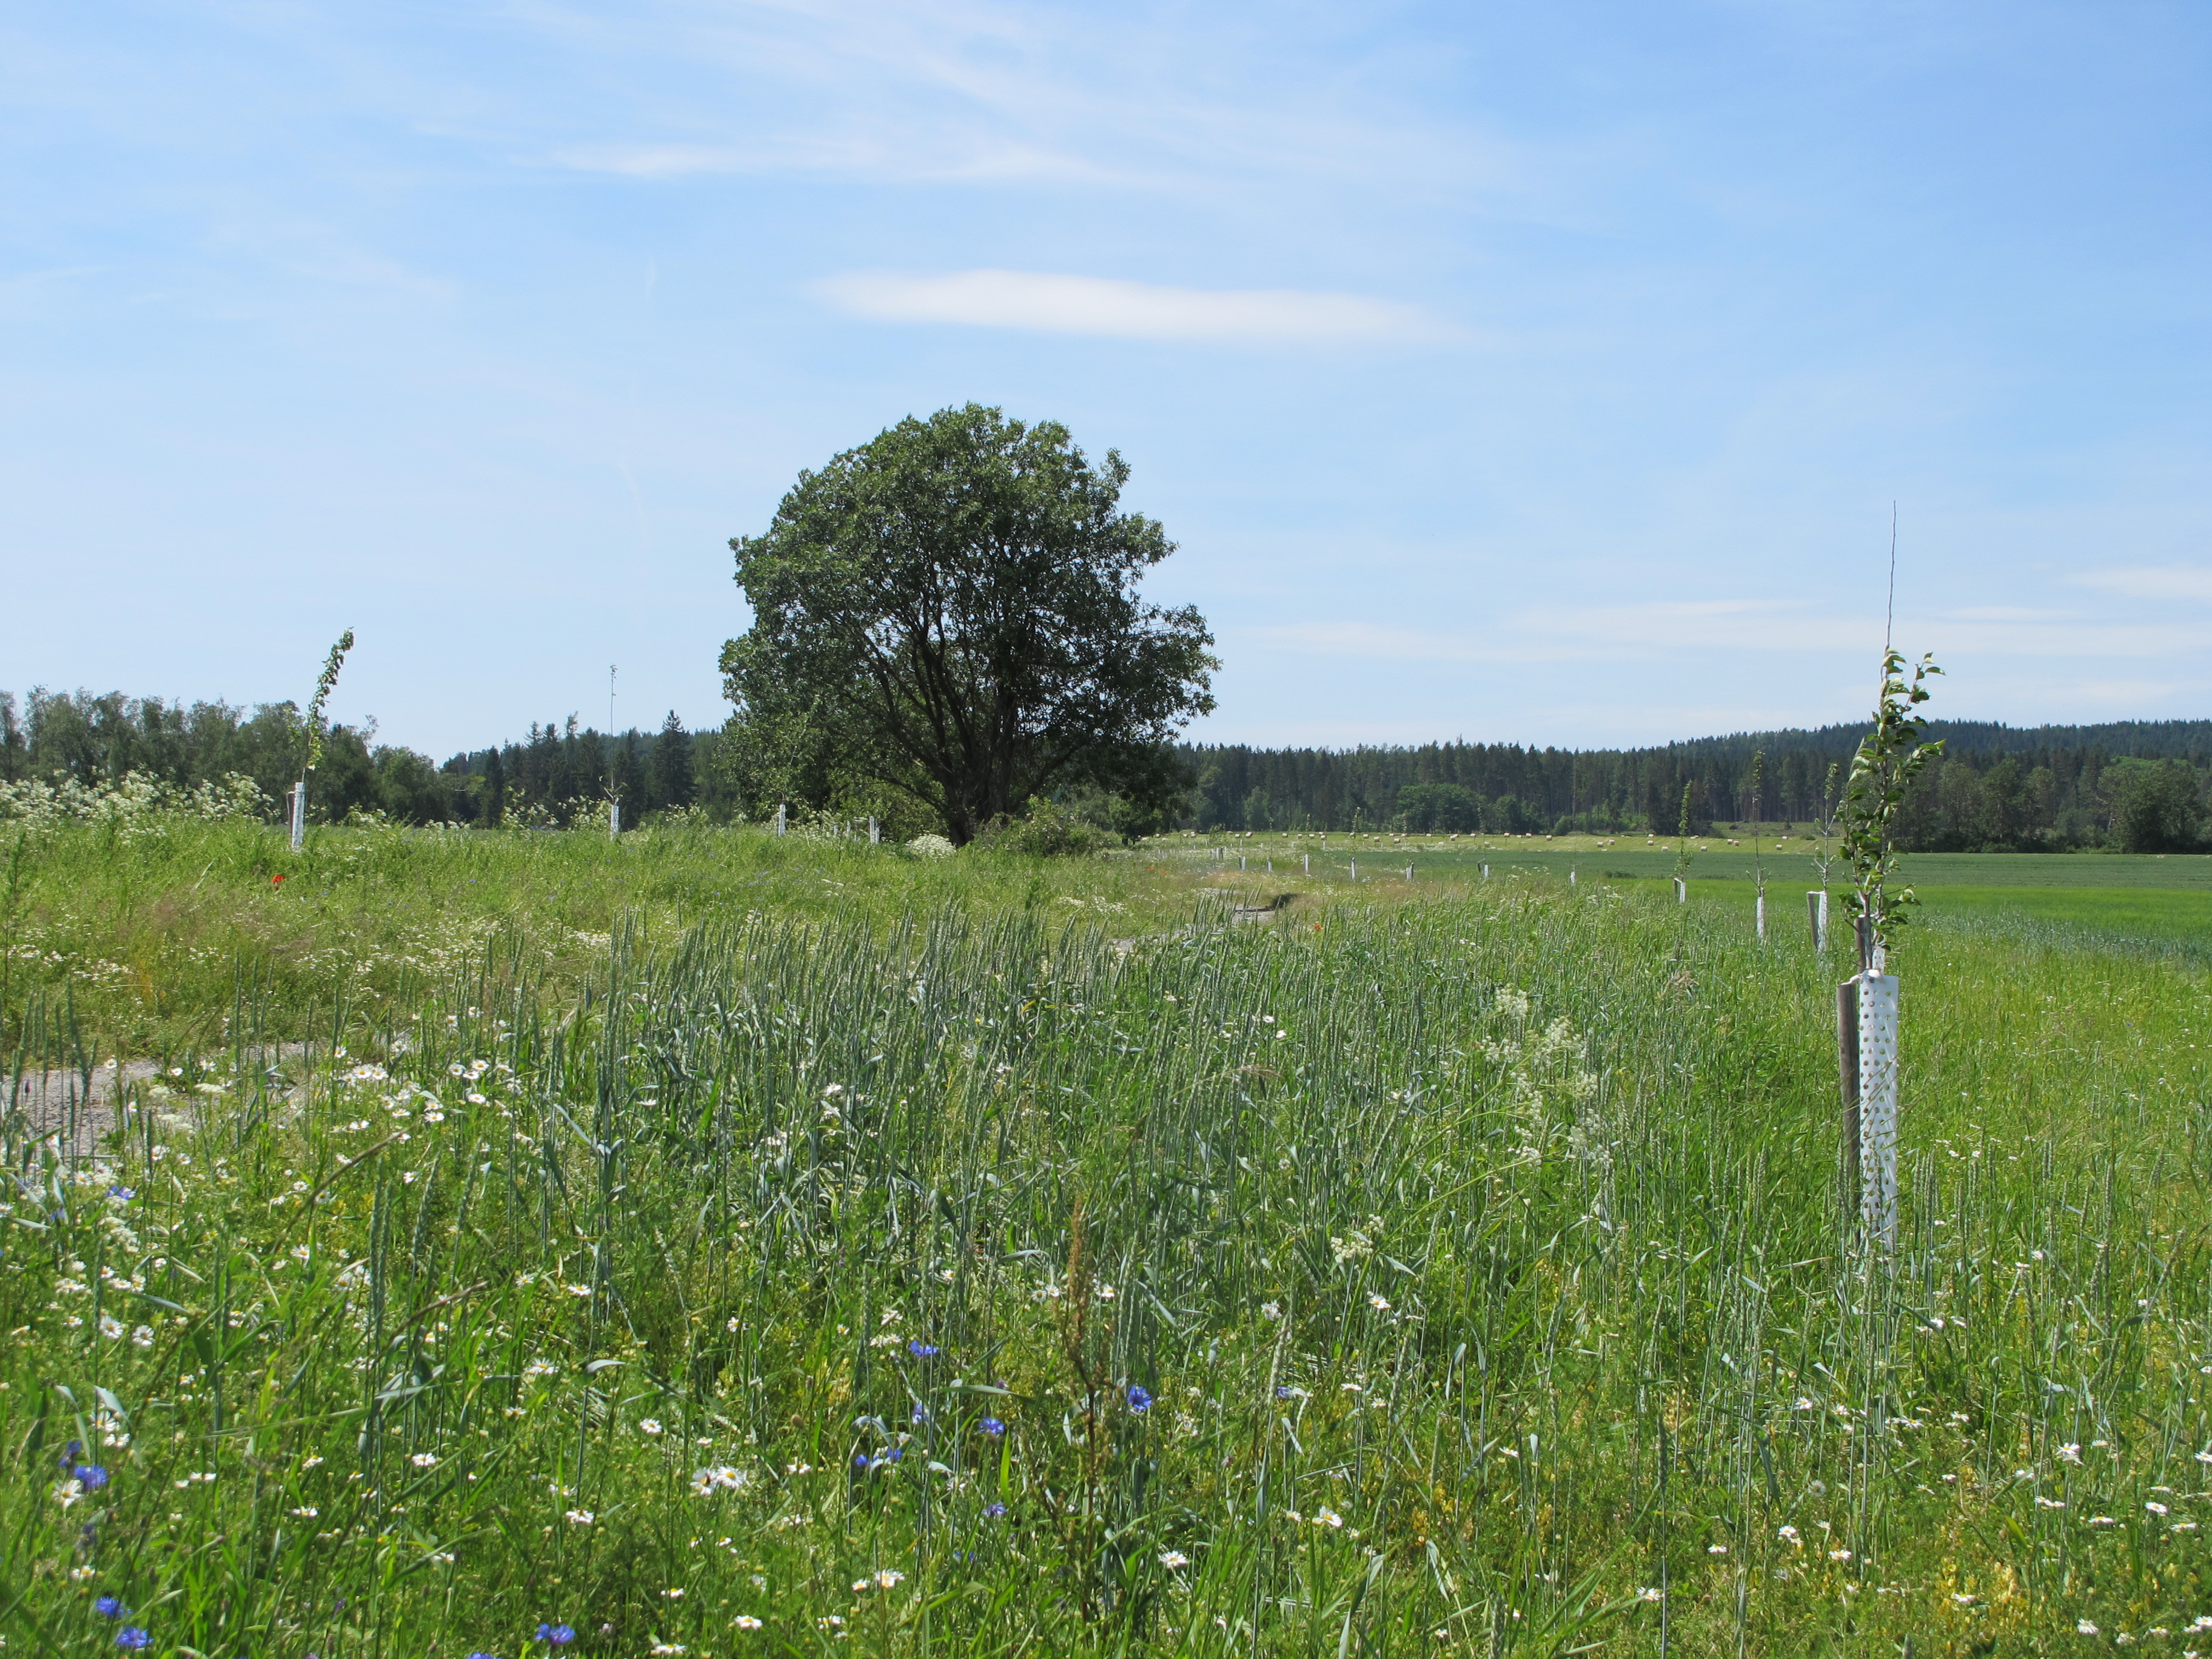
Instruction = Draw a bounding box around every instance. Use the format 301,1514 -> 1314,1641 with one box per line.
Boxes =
1837,648 -> 1943,1251
290,631 -> 354,850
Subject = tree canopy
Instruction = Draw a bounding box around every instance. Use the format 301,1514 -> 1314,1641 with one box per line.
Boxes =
720,404 -> 1216,842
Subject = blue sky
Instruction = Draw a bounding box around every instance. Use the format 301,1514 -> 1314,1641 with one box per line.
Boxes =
5,1 -> 2209,756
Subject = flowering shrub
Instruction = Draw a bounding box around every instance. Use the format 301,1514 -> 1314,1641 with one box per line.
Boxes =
0,770 -> 267,835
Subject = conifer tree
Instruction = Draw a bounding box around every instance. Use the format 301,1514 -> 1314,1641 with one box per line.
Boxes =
651,712 -> 694,812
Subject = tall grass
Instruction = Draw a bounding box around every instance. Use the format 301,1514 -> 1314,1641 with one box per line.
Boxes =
0,818 -> 1190,1057
3,876 -> 2209,1655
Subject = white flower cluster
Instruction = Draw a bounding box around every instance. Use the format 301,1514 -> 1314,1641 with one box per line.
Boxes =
1480,989 -> 1603,1176
1330,1221 -> 1379,1267
0,770 -> 267,834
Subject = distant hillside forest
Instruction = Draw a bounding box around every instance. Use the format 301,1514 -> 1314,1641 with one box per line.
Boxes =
0,690 -> 739,828
1181,719 -> 2212,852
5,688 -> 2208,853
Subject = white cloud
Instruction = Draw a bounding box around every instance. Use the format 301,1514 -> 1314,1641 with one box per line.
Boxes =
812,269 -> 1451,343
523,0 -> 1522,200
548,136 -> 1114,184
1248,598 -> 2212,664
2070,565 -> 2212,602
553,143 -> 774,178
1244,623 -> 1561,662
1524,600 -> 1871,653
2071,677 -> 2207,704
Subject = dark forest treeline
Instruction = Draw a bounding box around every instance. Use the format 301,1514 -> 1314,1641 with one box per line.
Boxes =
0,689 -> 732,828
1178,719 -> 2212,852
7,686 -> 2208,851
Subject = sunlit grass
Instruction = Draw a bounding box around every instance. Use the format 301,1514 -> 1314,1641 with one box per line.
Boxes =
0,819 -> 1210,1056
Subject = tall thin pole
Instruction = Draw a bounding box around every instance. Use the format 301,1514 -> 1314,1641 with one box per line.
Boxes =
1884,504 -> 1897,656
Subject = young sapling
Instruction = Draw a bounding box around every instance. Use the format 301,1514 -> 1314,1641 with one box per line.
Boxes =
292,629 -> 354,851
1838,648 -> 1943,1252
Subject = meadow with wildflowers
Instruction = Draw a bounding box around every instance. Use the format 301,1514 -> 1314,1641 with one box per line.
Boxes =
4,817 -> 2212,1655
0,809 -> 1178,1059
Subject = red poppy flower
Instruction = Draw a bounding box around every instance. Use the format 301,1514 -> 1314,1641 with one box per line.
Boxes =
272,874 -> 286,886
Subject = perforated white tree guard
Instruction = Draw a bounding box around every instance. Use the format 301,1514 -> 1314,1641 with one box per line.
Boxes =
1857,973 -> 1900,1250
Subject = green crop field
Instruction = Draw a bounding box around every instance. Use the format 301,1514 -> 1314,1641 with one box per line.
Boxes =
1141,836 -> 2212,959
1141,833 -> 2212,892
6,818 -> 2212,1657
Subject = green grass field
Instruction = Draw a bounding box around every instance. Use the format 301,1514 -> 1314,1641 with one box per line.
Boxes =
1142,835 -> 2212,956
6,819 -> 2212,1656
1142,833 -> 2212,890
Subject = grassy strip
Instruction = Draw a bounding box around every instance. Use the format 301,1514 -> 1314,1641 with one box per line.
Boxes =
1,820 -> 1216,1057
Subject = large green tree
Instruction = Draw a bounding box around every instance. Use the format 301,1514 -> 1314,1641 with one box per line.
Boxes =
721,404 -> 1217,842
2106,757 -> 2203,852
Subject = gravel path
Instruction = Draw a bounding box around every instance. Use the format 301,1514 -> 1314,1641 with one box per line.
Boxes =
6,1047 -> 309,1158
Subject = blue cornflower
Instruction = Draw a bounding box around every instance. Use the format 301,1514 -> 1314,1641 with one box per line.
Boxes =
907,1340 -> 939,1358
1126,1386 -> 1152,1413
109,1185 -> 135,1201
853,1453 -> 872,1470
1275,1386 -> 1298,1399
115,1631 -> 152,1651
466,1652 -> 503,1658
75,1465 -> 110,1491
979,1417 -> 1006,1436
535,1624 -> 576,1646
94,1597 -> 127,1619
62,1441 -> 84,1465
911,1403 -> 928,1424
984,1502 -> 1008,1518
